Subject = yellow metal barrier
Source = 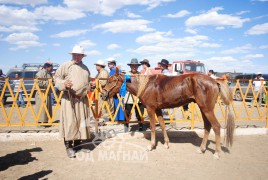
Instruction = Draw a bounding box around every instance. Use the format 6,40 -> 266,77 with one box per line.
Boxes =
0,78 -> 267,128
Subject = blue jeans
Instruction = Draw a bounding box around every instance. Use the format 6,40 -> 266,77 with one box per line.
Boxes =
51,86 -> 59,105
16,91 -> 25,106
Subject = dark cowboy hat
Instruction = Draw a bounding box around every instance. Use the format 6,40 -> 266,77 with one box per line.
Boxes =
127,58 -> 141,66
158,59 -> 169,66
43,62 -> 53,68
140,59 -> 150,67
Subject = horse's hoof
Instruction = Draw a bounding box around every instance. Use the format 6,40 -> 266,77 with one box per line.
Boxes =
146,145 -> 154,151
164,143 -> 169,149
196,148 -> 205,154
213,153 -> 220,160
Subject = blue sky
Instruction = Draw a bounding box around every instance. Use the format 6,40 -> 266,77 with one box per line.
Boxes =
0,0 -> 268,76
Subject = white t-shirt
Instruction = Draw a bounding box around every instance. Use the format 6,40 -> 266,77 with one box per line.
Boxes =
253,77 -> 265,92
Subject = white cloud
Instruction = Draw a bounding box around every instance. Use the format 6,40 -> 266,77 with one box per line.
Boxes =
185,28 -> 197,34
162,10 -> 190,18
243,54 -> 264,59
221,44 -> 254,54
215,26 -> 225,30
51,29 -> 88,38
245,23 -> 268,35
52,43 -> 60,47
0,5 -> 37,27
132,33 -> 221,55
185,7 -> 249,28
136,31 -> 173,44
0,25 -> 39,32
64,0 -> 175,16
0,0 -> 47,6
259,45 -> 268,49
78,40 -> 96,48
107,44 -> 120,50
4,32 -> 44,50
34,5 -> 86,21
235,10 -> 250,15
86,50 -> 101,56
93,19 -> 154,33
126,11 -> 141,18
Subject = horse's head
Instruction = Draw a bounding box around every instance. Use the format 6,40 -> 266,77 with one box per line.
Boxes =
101,67 -> 124,101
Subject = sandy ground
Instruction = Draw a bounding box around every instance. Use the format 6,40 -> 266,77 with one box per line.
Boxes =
1,133 -> 268,180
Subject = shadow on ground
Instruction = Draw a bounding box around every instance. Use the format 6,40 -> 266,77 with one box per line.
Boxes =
0,147 -> 42,171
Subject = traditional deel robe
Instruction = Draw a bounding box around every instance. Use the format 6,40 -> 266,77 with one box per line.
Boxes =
109,67 -> 125,121
35,69 -> 53,123
54,60 -> 91,141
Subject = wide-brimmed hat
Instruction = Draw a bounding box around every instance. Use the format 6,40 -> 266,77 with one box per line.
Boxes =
256,72 -> 262,75
107,57 -> 116,64
140,59 -> 150,67
158,59 -> 169,66
127,58 -> 141,66
69,45 -> 87,57
94,60 -> 106,67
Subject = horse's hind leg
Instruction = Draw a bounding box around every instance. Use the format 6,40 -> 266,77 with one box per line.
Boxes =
203,110 -> 221,159
156,109 -> 169,149
198,111 -> 211,153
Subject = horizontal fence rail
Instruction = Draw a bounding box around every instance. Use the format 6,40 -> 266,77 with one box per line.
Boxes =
0,77 -> 267,128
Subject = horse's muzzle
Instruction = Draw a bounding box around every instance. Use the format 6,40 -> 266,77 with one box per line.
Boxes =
100,90 -> 109,101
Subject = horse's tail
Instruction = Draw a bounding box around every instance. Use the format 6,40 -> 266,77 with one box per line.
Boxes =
217,80 -> 235,147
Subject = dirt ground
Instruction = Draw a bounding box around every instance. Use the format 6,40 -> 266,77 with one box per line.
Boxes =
1,133 -> 268,180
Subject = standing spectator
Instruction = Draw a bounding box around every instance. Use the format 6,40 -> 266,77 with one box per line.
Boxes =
35,62 -> 53,125
251,72 -> 265,107
124,58 -> 144,132
13,73 -> 25,107
107,58 -> 125,121
140,59 -> 153,75
0,69 -> 7,104
208,70 -> 218,79
54,45 -> 91,158
91,60 -> 109,121
159,59 -> 173,119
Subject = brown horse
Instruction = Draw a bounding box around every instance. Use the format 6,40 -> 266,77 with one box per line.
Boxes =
101,68 -> 235,159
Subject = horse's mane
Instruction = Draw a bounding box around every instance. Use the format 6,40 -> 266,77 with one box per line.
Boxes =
134,75 -> 150,97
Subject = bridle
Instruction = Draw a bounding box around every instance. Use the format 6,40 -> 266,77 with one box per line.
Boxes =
103,74 -> 124,93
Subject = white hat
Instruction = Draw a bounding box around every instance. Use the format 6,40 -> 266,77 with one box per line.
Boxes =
107,57 -> 116,63
257,72 -> 262,75
94,60 -> 106,67
69,45 -> 87,57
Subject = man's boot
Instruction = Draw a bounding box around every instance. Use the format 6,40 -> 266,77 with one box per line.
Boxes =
64,140 -> 76,158
73,140 -> 82,153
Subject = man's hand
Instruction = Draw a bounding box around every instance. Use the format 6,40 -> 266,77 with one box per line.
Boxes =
65,80 -> 72,89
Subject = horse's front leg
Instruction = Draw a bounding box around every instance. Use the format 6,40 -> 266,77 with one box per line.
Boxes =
147,108 -> 156,151
156,109 -> 169,149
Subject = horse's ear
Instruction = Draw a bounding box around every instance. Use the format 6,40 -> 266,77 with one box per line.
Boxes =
115,67 -> 119,75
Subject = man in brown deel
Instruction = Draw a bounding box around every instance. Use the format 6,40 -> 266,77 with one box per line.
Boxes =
35,62 -> 53,125
54,45 -> 91,158
91,60 -> 109,123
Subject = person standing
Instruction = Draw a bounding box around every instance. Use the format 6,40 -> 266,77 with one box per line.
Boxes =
13,73 -> 25,107
107,58 -> 125,121
91,60 -> 109,121
124,58 -> 145,132
159,59 -> 173,119
54,45 -> 91,158
35,62 -> 53,124
251,72 -> 265,107
140,59 -> 153,75
208,70 -> 218,79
